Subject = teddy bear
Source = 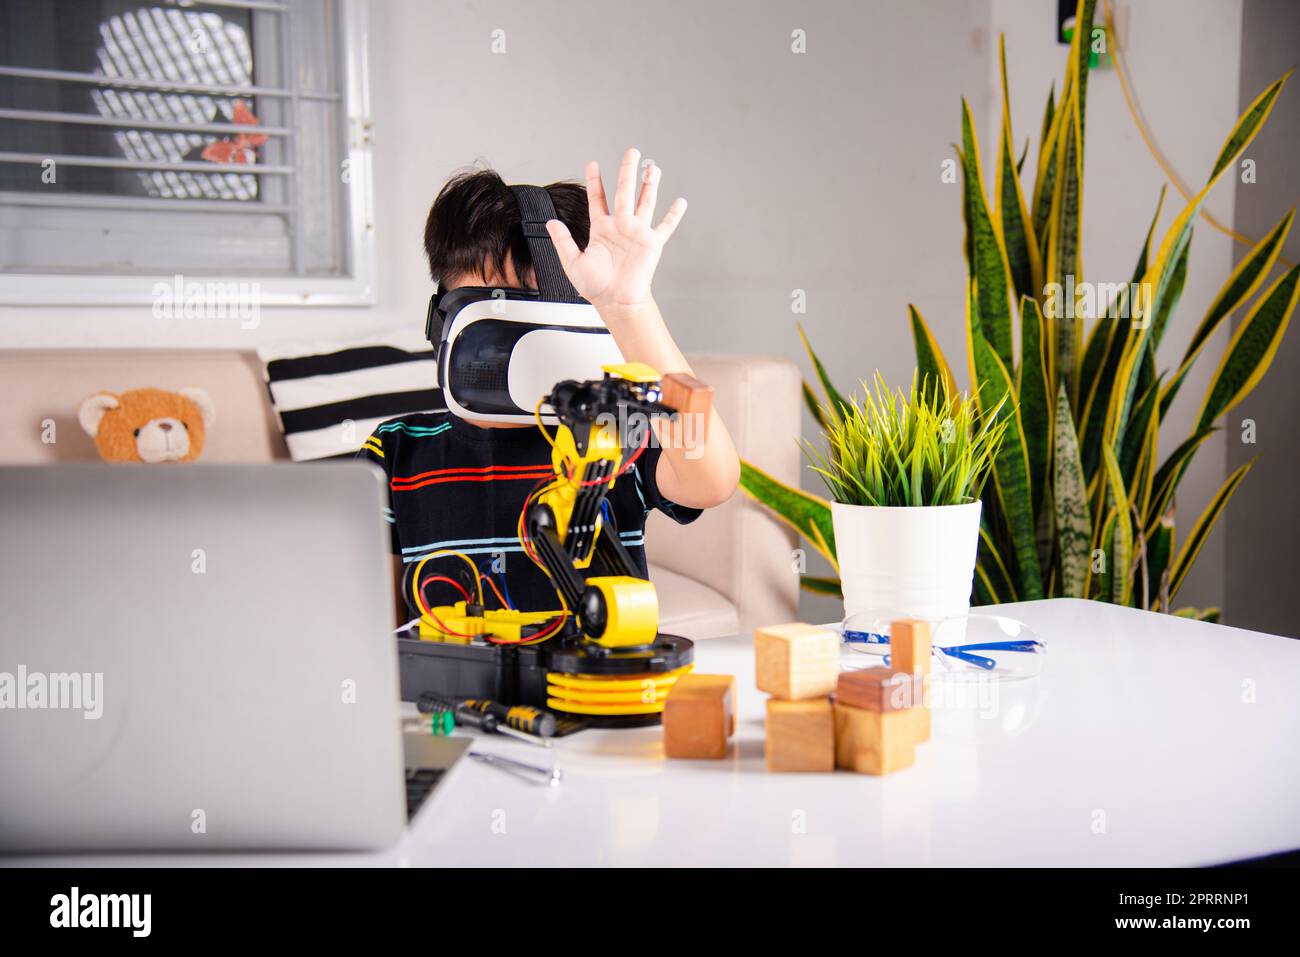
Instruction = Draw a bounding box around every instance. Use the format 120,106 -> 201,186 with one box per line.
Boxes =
78,387 -> 216,464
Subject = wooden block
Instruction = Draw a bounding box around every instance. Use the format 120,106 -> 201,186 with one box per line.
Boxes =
890,619 -> 932,677
765,697 -> 834,772
661,372 -> 713,418
663,673 -> 736,759
833,701 -> 916,775
836,668 -> 931,742
755,622 -> 839,700
836,668 -> 924,712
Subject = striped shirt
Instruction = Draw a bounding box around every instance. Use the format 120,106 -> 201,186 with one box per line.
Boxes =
359,409 -> 700,615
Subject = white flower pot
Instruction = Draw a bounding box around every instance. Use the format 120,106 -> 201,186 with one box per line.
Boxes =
832,500 -> 983,647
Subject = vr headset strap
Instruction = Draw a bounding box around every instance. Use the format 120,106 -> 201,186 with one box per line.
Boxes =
511,184 -> 584,304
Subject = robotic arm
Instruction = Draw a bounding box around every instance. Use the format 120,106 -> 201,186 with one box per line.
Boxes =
523,362 -> 680,648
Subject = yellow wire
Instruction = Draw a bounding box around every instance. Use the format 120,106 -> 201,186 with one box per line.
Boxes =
410,549 -> 484,622
408,505 -> 572,639
411,555 -> 434,625
1101,0 -> 1294,268
534,397 -> 559,452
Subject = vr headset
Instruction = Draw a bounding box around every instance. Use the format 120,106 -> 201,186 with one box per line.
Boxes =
425,184 -> 625,425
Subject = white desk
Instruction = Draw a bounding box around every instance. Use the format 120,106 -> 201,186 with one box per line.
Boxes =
10,599 -> 1300,867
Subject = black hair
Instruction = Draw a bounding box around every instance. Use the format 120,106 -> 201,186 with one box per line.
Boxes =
423,168 -> 590,288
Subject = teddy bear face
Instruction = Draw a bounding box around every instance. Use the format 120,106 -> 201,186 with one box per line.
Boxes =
120,412 -> 198,463
79,387 -> 215,464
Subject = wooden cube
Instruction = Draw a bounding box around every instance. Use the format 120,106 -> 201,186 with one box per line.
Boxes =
755,622 -> 839,700
890,619 -> 932,677
663,673 -> 736,759
836,668 -> 924,712
833,701 -> 916,775
661,372 -> 713,418
765,698 -> 834,772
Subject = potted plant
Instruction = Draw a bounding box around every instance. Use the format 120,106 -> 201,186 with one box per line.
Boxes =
805,373 -> 1006,628
740,1 -> 1300,623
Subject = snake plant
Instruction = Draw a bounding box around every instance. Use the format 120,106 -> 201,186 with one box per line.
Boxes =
742,0 -> 1299,619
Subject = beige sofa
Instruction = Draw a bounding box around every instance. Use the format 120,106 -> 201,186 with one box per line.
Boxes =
0,349 -> 801,639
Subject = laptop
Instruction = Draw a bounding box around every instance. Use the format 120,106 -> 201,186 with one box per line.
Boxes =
0,463 -> 466,853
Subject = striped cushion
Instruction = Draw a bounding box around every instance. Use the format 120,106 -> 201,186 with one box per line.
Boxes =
258,330 -> 445,461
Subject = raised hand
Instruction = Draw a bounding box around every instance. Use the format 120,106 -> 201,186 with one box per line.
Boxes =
545,148 -> 687,312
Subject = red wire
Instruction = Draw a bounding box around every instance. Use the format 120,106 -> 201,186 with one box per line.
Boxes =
566,426 -> 650,487
617,427 -> 651,474
416,575 -> 477,638
532,612 -> 570,641
420,572 -> 561,644
421,574 -> 470,605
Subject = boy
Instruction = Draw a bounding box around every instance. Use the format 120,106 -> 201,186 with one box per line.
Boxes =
362,149 -> 740,621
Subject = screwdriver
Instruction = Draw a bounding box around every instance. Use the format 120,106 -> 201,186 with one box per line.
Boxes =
406,706 -> 456,737
414,694 -> 548,746
461,699 -> 557,739
469,750 -> 562,787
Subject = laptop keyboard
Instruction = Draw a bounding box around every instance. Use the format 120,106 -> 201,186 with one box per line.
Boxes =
404,767 -> 446,820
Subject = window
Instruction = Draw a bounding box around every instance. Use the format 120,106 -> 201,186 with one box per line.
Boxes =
0,0 -> 374,305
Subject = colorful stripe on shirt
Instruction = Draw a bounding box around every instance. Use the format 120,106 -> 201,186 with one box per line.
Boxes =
400,530 -> 644,563
390,463 -> 553,493
376,420 -> 452,439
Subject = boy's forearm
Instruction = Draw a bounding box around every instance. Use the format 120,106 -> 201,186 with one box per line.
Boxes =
596,300 -> 740,509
